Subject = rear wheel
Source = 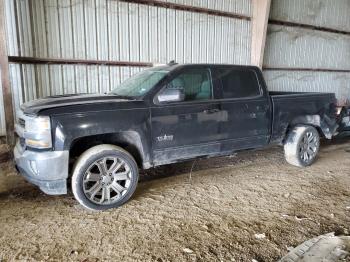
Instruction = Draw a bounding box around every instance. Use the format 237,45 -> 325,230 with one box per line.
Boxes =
71,144 -> 139,211
284,125 -> 320,167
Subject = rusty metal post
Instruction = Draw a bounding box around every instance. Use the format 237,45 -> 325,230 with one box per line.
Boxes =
0,0 -> 15,146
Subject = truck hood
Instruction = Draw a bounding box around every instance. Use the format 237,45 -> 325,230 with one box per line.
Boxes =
21,93 -> 135,115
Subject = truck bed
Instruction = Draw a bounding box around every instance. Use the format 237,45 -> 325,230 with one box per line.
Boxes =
269,91 -> 336,143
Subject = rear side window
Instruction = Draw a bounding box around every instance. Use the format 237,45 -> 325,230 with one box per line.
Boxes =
217,68 -> 260,99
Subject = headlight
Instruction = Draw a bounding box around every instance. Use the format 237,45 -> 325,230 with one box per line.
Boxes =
24,116 -> 52,149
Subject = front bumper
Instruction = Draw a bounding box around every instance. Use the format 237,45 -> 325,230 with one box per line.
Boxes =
14,141 -> 69,195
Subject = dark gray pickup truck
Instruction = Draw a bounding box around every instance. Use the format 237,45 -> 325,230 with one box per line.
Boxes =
14,63 -> 338,210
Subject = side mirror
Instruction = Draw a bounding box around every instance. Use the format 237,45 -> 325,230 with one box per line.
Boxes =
157,88 -> 185,103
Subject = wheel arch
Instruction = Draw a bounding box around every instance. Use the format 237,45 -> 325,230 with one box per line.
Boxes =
287,114 -> 337,140
69,131 -> 151,170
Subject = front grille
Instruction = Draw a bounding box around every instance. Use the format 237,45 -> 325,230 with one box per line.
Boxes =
18,118 -> 25,128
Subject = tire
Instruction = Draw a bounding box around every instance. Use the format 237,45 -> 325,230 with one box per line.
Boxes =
71,144 -> 139,211
284,125 -> 320,167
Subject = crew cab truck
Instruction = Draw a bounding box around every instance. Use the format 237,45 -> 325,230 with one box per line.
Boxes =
14,64 -> 338,211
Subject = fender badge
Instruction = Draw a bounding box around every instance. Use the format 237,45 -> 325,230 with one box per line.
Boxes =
157,134 -> 174,142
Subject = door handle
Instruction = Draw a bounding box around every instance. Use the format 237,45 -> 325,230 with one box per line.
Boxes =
203,108 -> 220,114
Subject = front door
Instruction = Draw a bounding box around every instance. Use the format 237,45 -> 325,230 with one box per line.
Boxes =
150,67 -> 222,165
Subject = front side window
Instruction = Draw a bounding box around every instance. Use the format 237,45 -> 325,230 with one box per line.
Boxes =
110,69 -> 168,97
166,68 -> 213,101
217,68 -> 261,99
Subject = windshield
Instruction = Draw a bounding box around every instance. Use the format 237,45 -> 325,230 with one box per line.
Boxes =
110,69 -> 168,97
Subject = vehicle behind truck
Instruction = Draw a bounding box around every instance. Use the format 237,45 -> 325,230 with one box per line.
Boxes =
14,63 -> 339,211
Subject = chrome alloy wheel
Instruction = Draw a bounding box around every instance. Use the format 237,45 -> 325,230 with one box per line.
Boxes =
299,130 -> 318,164
83,156 -> 132,205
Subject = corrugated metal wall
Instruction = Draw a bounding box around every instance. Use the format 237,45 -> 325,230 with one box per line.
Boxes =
264,25 -> 350,70
264,70 -> 350,100
269,0 -> 350,32
264,0 -> 350,104
1,0 -> 252,135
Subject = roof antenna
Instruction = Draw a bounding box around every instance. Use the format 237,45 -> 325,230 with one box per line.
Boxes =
167,60 -> 177,65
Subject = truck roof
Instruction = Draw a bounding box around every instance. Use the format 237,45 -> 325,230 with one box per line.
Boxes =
151,63 -> 261,72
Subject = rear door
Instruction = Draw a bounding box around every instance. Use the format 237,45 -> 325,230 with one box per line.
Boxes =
212,67 -> 271,151
150,67 -> 222,165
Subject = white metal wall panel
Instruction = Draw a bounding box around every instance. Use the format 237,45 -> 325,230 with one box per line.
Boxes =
85,0 -> 98,60
2,0 -> 253,136
167,8 -> 176,62
36,65 -> 50,98
72,0 -> 87,59
270,0 -> 350,32
16,0 -> 32,56
183,10 -> 192,62
119,1 -> 130,61
74,65 -> 87,94
264,25 -> 350,70
5,0 -> 18,56
8,0 -> 252,63
158,7 -> 167,62
149,6 -> 158,62
264,70 -> 350,104
139,5 -> 149,62
32,0 -> 48,57
46,0 -> 61,58
22,64 -> 36,101
9,64 -> 24,117
97,1 -> 109,61
264,0 -> 350,104
8,64 -> 142,101
59,0 -> 74,58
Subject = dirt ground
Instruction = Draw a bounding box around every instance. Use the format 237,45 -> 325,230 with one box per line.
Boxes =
0,139 -> 349,262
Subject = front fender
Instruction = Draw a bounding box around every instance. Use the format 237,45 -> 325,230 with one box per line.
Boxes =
50,109 -> 152,166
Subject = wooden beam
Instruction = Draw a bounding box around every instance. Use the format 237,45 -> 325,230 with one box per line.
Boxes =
263,66 -> 350,73
0,0 -> 15,146
120,0 -> 251,21
251,0 -> 271,68
269,19 -> 350,36
8,56 -> 153,67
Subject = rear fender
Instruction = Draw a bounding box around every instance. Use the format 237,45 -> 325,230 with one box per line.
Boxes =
290,114 -> 338,139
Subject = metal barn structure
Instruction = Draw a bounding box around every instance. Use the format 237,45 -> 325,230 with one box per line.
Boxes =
0,0 -> 350,141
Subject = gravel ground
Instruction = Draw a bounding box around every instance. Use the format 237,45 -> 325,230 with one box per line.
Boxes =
0,139 -> 349,261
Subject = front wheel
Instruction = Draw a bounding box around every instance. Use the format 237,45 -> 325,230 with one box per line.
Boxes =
71,144 -> 139,211
284,125 -> 320,167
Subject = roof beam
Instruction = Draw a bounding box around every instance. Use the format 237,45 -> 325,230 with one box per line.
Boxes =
263,67 -> 350,73
269,19 -> 350,36
8,56 -> 153,67
120,0 -> 251,21
251,0 -> 271,68
0,0 -> 15,146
